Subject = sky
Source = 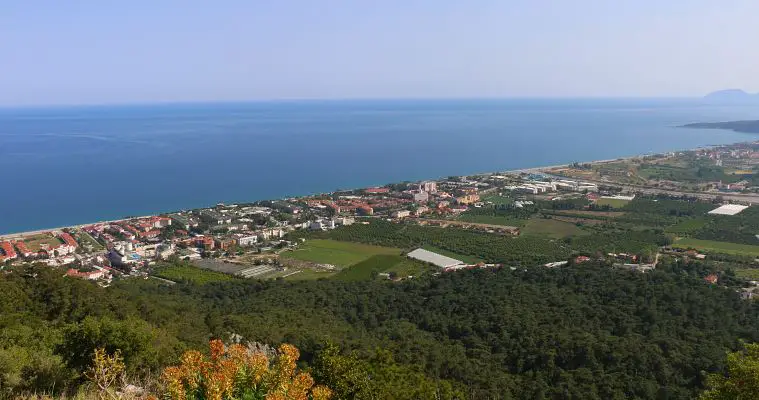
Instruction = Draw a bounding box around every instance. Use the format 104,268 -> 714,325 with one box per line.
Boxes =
2,0 -> 758,106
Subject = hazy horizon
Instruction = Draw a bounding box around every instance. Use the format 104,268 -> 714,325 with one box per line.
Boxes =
3,0 -> 758,106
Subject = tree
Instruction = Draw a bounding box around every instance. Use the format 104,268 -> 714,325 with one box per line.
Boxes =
700,343 -> 759,400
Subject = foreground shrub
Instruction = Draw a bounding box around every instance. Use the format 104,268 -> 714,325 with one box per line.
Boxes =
161,340 -> 331,400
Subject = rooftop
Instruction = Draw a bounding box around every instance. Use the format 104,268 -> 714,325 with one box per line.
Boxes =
708,204 -> 749,216
407,248 -> 464,269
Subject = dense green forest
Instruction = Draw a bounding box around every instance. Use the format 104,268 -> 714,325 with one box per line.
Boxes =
1,260 -> 756,399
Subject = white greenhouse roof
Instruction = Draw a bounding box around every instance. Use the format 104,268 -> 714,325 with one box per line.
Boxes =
708,204 -> 749,216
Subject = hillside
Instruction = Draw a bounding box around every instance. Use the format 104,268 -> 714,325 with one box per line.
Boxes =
681,120 -> 759,133
2,259 -> 758,399
703,89 -> 759,103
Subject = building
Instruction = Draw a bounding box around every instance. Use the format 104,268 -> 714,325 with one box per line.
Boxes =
704,274 -> 719,284
421,181 -> 438,193
414,206 -> 429,216
195,237 -> 216,250
357,206 -> 374,216
365,187 -> 390,194
391,210 -> 411,219
456,194 -> 480,205
199,210 -> 232,225
170,214 -> 197,229
310,220 -> 336,230
236,234 -> 258,246
215,238 -> 237,251
413,191 -> 429,203
334,217 -> 355,226
14,241 -> 34,258
66,268 -> 106,281
0,241 -> 17,262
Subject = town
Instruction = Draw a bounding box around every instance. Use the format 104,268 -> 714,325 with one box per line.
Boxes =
4,141 -> 759,300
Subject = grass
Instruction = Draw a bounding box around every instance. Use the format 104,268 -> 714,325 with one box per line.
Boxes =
673,238 -> 759,257
384,258 -> 432,278
666,218 -> 710,234
283,269 -> 336,281
153,264 -> 234,284
734,268 -> 759,280
22,234 -> 64,252
75,230 -> 104,250
280,239 -> 401,267
521,217 -> 587,238
595,198 -> 632,208
333,254 -> 405,281
420,245 -> 482,264
457,213 -> 527,227
481,194 -> 515,205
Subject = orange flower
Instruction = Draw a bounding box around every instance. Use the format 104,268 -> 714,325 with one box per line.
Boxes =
209,339 -> 225,363
311,385 -> 333,400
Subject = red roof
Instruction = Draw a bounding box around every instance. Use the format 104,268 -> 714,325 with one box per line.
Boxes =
0,241 -> 17,259
59,232 -> 78,248
704,274 -> 718,284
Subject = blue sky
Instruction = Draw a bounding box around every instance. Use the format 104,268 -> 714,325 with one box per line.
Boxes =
2,0 -> 757,105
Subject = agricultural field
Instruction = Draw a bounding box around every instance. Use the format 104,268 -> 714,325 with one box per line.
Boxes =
673,238 -> 759,257
665,218 -> 710,234
280,239 -> 401,267
333,254 -> 406,281
153,264 -> 235,284
595,198 -> 632,208
521,217 -> 587,238
457,213 -> 528,227
283,269 -> 336,281
383,258 -> 433,278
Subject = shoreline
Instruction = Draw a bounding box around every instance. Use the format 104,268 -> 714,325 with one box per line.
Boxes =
1,140 -> 755,240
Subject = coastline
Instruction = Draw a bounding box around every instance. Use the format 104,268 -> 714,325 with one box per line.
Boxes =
2,140 -> 753,239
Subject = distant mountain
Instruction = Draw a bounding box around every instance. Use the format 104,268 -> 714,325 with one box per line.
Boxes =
704,89 -> 759,103
681,120 -> 759,133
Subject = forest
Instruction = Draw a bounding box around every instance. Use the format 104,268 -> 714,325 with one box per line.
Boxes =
1,259 -> 756,399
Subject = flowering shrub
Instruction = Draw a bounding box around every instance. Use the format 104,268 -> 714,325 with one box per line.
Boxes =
161,340 -> 331,400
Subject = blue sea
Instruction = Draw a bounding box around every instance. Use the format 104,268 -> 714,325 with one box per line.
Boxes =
1,99 -> 758,235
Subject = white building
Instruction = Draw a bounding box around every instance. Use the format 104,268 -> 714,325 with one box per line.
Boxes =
413,191 -> 430,203
236,235 -> 258,246
334,217 -> 355,226
392,210 -> 412,219
421,181 -> 438,193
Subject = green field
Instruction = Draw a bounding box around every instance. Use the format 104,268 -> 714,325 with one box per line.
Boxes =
153,264 -> 234,284
333,254 -> 405,281
280,239 -> 401,267
283,269 -> 336,281
673,238 -> 759,256
665,218 -> 709,234
481,194 -> 515,205
735,268 -> 759,280
22,234 -> 64,252
420,245 -> 481,264
457,213 -> 527,227
521,217 -> 587,238
384,258 -> 432,278
595,198 -> 632,208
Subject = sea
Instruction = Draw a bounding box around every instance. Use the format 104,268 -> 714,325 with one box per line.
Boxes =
1,98 -> 758,235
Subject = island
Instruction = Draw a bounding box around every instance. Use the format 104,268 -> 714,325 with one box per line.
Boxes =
681,120 -> 759,134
